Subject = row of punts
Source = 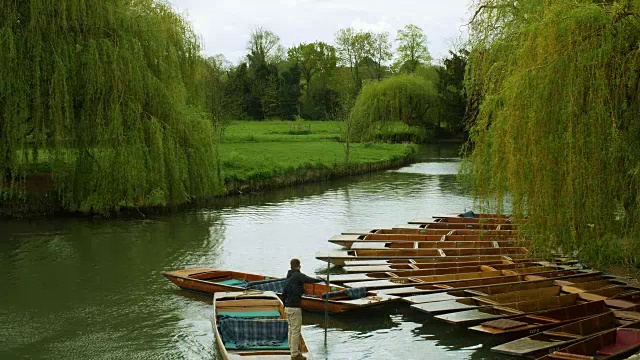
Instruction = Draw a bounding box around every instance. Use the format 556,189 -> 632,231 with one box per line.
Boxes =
314,211 -> 640,359
165,211 -> 640,359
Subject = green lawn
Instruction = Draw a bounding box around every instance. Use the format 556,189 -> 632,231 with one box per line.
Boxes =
223,120 -> 343,143
220,121 -> 415,182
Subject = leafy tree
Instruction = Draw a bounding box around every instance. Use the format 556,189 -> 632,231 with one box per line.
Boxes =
437,50 -> 468,133
278,64 -> 302,120
0,0 -> 224,213
463,0 -> 640,265
395,24 -> 432,73
335,27 -> 373,95
367,32 -> 393,81
288,42 -> 337,100
346,74 -> 439,141
247,27 -> 283,66
245,28 -> 284,119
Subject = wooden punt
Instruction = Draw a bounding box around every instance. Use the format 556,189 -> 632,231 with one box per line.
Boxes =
405,279 -> 559,305
434,293 -> 580,326
341,267 -> 574,291
212,291 -> 312,360
316,247 -> 529,266
408,217 -> 513,224
421,223 -> 516,230
342,228 -> 518,236
469,300 -> 618,338
432,212 -> 511,219
322,262 -> 542,284
348,240 -> 524,250
341,255 -> 532,268
411,286 -> 563,315
536,323 -> 640,360
162,268 -> 397,313
405,277 -> 622,305
329,234 -> 519,249
378,272 -> 604,297
491,311 -> 639,358
341,258 -> 536,273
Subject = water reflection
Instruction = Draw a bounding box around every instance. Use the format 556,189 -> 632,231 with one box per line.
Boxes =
0,144 -> 520,359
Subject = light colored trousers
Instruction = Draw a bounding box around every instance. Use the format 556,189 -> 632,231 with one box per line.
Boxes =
285,307 -> 302,359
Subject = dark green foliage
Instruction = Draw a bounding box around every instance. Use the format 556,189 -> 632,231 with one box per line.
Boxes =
464,0 -> 640,265
278,64 -> 302,120
437,50 -> 469,133
0,0 -> 224,213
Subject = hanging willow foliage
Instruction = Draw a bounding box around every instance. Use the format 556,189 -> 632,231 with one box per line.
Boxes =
0,0 -> 223,213
463,0 -> 640,265
346,74 -> 439,141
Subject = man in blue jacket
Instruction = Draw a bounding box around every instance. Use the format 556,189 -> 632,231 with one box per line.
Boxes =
282,258 -> 323,360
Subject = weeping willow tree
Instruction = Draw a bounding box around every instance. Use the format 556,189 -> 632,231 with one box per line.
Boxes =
346,74 -> 438,142
0,0 -> 224,213
463,0 -> 640,265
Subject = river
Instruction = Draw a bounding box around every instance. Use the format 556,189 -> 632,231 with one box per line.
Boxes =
0,145 -> 518,360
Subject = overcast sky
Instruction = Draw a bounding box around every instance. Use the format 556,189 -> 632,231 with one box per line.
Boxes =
167,0 -> 472,65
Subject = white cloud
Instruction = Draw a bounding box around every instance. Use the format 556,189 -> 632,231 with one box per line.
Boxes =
168,0 -> 472,64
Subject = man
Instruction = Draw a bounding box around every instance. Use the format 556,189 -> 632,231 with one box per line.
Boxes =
282,258 -> 323,360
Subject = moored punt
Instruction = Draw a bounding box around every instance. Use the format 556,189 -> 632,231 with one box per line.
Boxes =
212,291 -> 312,360
405,279 -> 559,305
469,300 -> 617,338
491,311 -> 637,358
322,262 -> 542,284
348,240 -> 524,250
329,234 -> 519,249
373,223 -> 516,231
378,271 -> 604,297
433,212 -> 511,219
342,228 -> 518,236
162,268 -> 397,313
341,258 -> 536,273
411,286 -> 563,315
405,277 -> 623,305
536,324 -> 640,360
434,293 -> 580,326
341,267 -> 573,291
316,247 -> 529,266
408,217 -> 514,224
420,223 -> 516,230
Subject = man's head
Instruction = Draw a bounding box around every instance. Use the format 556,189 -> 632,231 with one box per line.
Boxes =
290,258 -> 301,270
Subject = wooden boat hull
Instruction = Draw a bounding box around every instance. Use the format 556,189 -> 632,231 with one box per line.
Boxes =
213,291 -> 312,360
469,300 -> 615,338
323,262 -> 541,284
342,228 -> 517,236
341,268 -> 576,291
378,272 -> 603,297
536,324 -> 640,360
491,311 -> 626,358
434,293 -> 580,326
163,268 -> 398,313
317,247 -> 529,266
341,258 -> 535,273
405,279 -> 558,305
411,286 -> 563,315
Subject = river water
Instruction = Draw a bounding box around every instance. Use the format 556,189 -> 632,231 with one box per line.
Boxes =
0,145 -> 518,360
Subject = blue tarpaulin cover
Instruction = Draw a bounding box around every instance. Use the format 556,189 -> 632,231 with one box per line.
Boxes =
219,318 -> 289,349
321,287 -> 368,300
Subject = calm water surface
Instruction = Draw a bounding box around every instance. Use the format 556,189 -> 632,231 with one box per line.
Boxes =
0,145 -> 518,360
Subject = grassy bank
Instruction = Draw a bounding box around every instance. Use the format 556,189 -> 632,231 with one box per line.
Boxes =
220,120 -> 416,193
2,120 -> 416,217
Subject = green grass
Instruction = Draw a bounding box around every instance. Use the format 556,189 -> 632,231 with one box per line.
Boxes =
223,120 -> 343,143
220,121 -> 415,182
15,120 -> 417,188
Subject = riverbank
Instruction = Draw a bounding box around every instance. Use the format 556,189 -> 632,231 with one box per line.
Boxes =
0,121 -> 418,218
